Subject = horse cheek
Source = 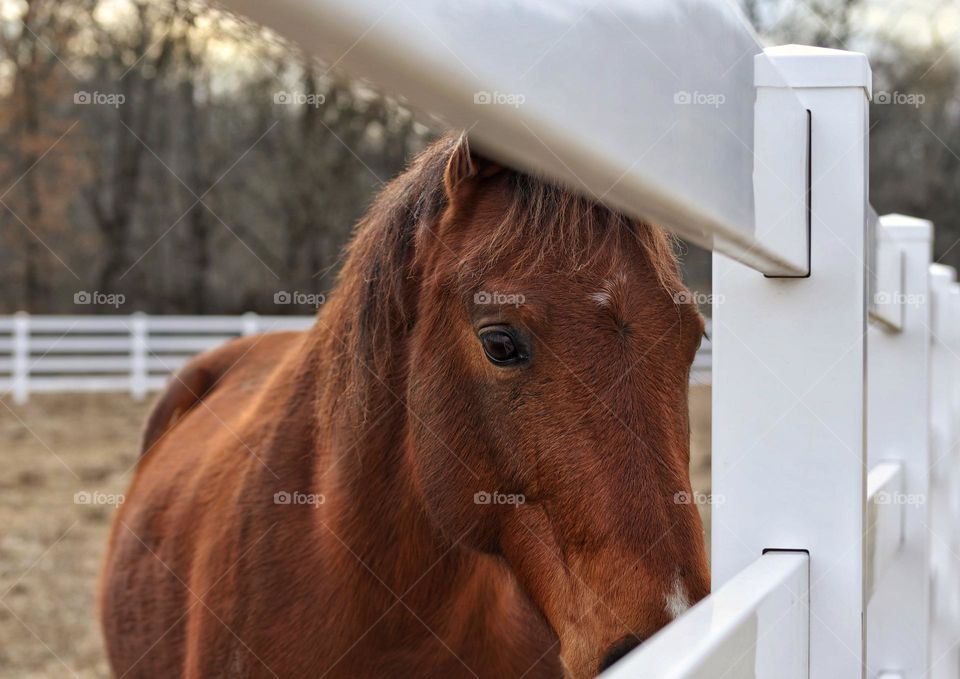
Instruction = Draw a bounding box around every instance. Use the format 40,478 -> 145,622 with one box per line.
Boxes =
407,405 -> 504,553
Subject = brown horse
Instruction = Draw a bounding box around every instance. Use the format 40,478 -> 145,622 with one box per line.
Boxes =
99,133 -> 709,678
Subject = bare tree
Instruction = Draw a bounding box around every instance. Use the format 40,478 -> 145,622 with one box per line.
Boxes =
0,0 -> 88,308
84,0 -> 177,295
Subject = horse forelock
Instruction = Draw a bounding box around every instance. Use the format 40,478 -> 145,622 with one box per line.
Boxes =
458,175 -> 681,289
319,133 -> 684,423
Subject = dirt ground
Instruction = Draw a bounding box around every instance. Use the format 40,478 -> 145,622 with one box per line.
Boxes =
0,393 -> 150,678
0,386 -> 712,678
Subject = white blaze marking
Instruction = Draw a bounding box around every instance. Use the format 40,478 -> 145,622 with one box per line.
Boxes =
665,575 -> 690,619
589,291 -> 611,307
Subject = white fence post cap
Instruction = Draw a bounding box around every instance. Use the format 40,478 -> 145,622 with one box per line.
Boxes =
880,213 -> 933,241
931,264 -> 957,283
755,45 -> 872,97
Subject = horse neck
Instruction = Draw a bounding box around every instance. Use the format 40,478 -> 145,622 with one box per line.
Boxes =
252,330 -> 537,666
304,389 -> 545,665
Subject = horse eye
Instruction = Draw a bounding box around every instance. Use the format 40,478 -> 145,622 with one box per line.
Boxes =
479,329 -> 524,365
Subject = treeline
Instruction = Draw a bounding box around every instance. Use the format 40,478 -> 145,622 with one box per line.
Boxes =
750,0 -> 960,274
0,0 -> 957,314
678,0 -> 960,294
0,0 -> 434,314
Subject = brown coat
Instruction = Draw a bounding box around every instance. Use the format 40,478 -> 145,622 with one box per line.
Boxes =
100,134 -> 709,679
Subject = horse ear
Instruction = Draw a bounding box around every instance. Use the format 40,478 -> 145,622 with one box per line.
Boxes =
444,134 -> 476,196
443,134 -> 504,199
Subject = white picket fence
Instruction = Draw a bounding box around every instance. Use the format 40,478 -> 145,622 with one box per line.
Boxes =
117,0 -> 960,676
0,313 -> 315,404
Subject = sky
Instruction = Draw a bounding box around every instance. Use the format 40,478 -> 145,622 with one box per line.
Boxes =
861,0 -> 960,45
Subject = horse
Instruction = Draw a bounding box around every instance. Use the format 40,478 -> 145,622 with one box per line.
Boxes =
99,133 -> 709,679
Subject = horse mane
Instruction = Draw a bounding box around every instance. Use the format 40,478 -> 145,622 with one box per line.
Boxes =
317,133 -> 683,425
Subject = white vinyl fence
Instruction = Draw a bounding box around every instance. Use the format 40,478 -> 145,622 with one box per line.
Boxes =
161,0 -> 960,676
0,313 -> 315,404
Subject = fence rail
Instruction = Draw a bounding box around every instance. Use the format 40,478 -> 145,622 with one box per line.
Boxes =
605,552 -> 810,679
225,0 -> 809,276
0,313 -> 315,403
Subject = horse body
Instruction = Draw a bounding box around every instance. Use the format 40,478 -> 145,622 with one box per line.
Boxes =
101,134 -> 709,678
101,330 -> 560,678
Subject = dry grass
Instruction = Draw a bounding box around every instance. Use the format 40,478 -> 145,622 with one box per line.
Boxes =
0,386 -> 712,678
0,394 -> 150,679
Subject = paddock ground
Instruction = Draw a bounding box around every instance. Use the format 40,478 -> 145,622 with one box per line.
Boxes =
0,385 -> 712,678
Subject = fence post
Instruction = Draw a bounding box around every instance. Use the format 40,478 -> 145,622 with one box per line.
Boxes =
866,215 -> 933,679
242,311 -> 259,336
713,45 -> 872,678
928,266 -> 960,679
130,312 -> 148,401
943,280 -> 960,679
12,311 -> 29,404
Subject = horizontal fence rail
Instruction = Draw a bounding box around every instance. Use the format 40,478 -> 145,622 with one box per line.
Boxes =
0,313 -> 315,403
222,0 -> 811,275
605,552 -> 809,679
865,461 -> 905,600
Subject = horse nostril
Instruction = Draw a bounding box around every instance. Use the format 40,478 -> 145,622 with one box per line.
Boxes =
598,635 -> 643,673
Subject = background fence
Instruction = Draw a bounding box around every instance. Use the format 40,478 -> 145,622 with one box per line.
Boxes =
0,313 -> 316,404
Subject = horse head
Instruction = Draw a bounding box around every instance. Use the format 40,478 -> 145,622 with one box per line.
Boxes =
392,135 -> 710,677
